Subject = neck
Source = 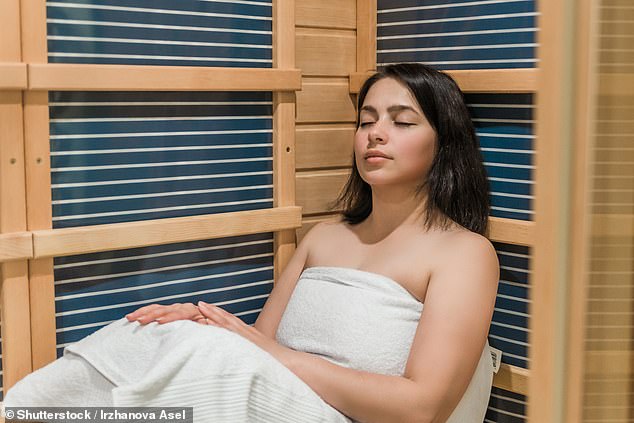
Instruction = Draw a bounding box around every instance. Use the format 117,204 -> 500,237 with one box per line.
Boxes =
363,185 -> 428,239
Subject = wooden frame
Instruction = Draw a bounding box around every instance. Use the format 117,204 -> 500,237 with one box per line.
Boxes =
350,69 -> 538,94
28,64 -> 302,92
0,63 -> 27,89
0,233 -> 32,262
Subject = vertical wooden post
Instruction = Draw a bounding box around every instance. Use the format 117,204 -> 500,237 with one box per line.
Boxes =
356,0 -> 377,73
0,0 -> 33,392
20,0 -> 57,370
530,0 -> 598,421
272,0 -> 297,279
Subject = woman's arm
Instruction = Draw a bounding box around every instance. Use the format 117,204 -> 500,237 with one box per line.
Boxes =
200,231 -> 499,423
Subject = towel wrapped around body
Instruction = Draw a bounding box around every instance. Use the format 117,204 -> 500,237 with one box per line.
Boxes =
5,266 -> 493,423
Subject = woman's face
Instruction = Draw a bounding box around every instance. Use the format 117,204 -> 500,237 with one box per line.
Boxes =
354,77 -> 437,191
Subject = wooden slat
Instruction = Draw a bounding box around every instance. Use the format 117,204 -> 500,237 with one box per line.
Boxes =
0,0 -> 32,392
489,217 -> 535,246
296,123 -> 354,169
297,77 -> 356,123
493,363 -> 530,396
0,63 -> 27,89
296,28 -> 356,76
0,232 -> 32,262
32,207 -> 303,258
20,0 -> 57,371
296,0 -> 356,29
28,64 -> 303,91
296,169 -> 350,214
349,69 -> 538,94
356,0 -> 377,73
273,0 -> 297,279
599,73 -> 634,96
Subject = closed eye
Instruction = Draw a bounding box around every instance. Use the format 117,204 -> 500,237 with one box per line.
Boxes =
359,121 -> 375,128
394,122 -> 415,127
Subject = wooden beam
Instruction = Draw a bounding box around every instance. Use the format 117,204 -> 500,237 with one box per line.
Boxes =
0,63 -> 27,89
28,64 -> 303,91
0,232 -> 32,262
356,0 -> 377,73
493,363 -> 530,396
32,207 -> 303,258
489,217 -> 535,246
350,69 -> 538,94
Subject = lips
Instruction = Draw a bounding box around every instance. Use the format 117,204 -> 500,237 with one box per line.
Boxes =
364,150 -> 392,160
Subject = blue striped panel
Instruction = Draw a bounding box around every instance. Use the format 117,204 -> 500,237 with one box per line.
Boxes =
491,242 -> 530,369
55,232 -> 274,357
377,0 -> 537,70
49,91 -> 273,228
467,93 -> 534,221
46,0 -> 272,67
485,387 -> 526,423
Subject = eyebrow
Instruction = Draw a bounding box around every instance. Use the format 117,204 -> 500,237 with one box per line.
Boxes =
360,105 -> 421,115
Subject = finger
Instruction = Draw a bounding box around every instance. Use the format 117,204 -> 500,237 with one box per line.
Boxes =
197,302 -> 230,327
126,304 -> 161,321
135,306 -> 174,325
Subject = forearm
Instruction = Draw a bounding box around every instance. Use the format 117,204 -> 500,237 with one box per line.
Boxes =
281,350 -> 440,423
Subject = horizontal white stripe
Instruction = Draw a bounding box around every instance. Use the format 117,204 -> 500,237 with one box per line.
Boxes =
52,170 -> 272,188
477,132 -> 535,139
488,176 -> 534,184
51,115 -> 272,123
483,161 -> 534,169
497,250 -> 530,259
481,147 -> 534,154
198,0 -> 271,6
378,27 -> 536,41
48,35 -> 272,49
48,52 -> 272,63
497,293 -> 530,303
379,0 -> 531,14
52,197 -> 272,221
52,156 -> 272,172
491,191 -> 534,200
486,405 -> 527,419
377,12 -> 538,27
499,279 -> 529,289
53,184 -> 272,205
379,58 -> 537,66
55,251 -> 273,285
58,277 -> 273,302
491,320 -> 529,332
50,128 -> 272,140
490,349 -> 528,362
491,205 -> 534,214
490,392 -> 527,405
378,43 -> 536,53
47,18 -> 272,35
51,143 -> 272,155
469,103 -> 533,109
47,2 -> 272,21
473,118 -> 534,124
55,292 -> 269,317
55,239 -> 272,269
494,307 -> 528,317
500,263 -> 530,274
57,267 -> 272,301
50,101 -> 273,106
488,333 -> 529,346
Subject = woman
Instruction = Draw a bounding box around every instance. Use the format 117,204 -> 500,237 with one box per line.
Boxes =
5,63 -> 498,423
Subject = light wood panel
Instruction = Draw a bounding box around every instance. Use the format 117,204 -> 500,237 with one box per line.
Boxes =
598,73 -> 634,96
0,63 -> 27,89
296,169 -> 350,214
296,123 -> 355,169
20,0 -> 57,371
350,69 -> 538,93
296,0 -> 356,30
297,78 -> 356,123
32,207 -> 303,258
0,232 -> 32,262
494,364 -> 530,396
0,0 -> 32,392
296,28 -> 356,76
28,64 -> 303,91
356,0 -> 377,73
489,218 -> 535,246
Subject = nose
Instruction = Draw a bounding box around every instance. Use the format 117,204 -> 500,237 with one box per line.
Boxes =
368,119 -> 387,145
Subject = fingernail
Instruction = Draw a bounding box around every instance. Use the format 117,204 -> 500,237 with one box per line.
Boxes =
198,301 -> 209,307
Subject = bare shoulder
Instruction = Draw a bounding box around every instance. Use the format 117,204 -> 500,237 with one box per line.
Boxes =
300,217 -> 355,267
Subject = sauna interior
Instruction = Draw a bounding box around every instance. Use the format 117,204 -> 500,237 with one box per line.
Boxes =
0,0 -> 632,421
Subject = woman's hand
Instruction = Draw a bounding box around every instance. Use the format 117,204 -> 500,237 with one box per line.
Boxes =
126,303 -> 206,325
197,301 -> 295,365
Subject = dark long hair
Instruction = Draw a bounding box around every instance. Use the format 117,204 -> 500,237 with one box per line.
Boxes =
334,63 -> 490,235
